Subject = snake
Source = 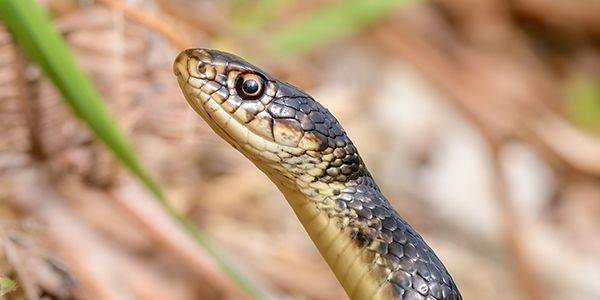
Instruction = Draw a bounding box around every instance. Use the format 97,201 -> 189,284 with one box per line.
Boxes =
173,48 -> 462,300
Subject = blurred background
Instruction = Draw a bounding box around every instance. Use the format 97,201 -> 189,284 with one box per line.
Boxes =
1,0 -> 600,299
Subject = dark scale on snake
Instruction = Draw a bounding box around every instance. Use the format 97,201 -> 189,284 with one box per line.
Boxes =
174,48 -> 462,300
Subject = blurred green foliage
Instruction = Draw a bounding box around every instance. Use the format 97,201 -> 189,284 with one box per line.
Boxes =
270,0 -> 415,55
565,75 -> 600,132
230,0 -> 292,31
0,277 -> 17,298
227,0 -> 415,55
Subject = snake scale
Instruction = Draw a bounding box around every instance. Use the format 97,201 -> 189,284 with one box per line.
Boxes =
173,49 -> 462,300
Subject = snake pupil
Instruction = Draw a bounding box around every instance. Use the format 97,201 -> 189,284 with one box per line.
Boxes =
243,79 -> 259,94
236,73 -> 264,99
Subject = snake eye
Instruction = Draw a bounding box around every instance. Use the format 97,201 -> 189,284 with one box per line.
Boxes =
236,73 -> 265,100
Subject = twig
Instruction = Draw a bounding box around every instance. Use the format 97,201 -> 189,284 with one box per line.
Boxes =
12,39 -> 45,159
96,0 -> 191,50
371,16 -> 550,300
374,11 -> 600,177
108,180 -> 253,300
511,0 -> 600,36
3,236 -> 40,300
488,142 -> 548,300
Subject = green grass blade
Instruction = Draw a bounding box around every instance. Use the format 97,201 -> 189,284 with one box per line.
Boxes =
271,0 -> 416,55
0,1 -> 263,299
0,0 -> 162,199
564,75 -> 600,133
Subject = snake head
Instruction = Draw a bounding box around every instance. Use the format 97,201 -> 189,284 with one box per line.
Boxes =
174,49 -> 365,184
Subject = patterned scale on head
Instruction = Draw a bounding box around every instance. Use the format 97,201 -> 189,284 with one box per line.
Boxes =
174,49 -> 462,300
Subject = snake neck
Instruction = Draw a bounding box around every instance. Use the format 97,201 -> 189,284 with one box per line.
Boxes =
269,170 -> 461,300
269,173 -> 390,300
